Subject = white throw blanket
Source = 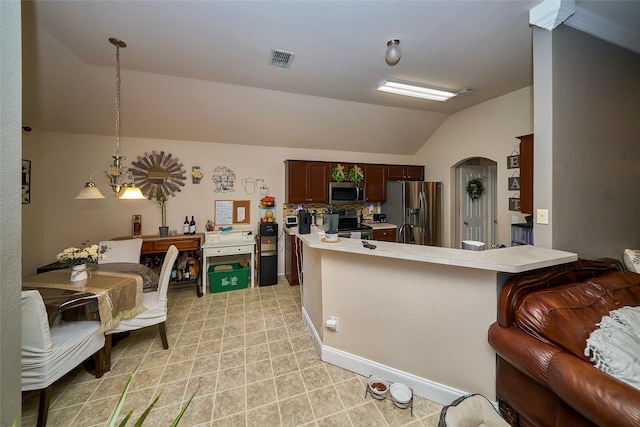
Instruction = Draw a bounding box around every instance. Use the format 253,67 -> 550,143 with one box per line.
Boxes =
584,306 -> 640,390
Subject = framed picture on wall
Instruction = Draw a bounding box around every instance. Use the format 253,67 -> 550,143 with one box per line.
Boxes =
22,159 -> 31,204
507,155 -> 520,169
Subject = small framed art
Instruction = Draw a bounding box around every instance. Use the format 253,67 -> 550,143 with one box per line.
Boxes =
22,159 -> 31,204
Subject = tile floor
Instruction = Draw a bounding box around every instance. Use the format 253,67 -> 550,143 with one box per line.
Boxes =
21,277 -> 443,426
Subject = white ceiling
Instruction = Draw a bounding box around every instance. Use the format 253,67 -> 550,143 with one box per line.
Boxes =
21,1 -> 640,155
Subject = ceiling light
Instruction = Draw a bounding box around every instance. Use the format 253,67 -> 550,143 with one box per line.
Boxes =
76,37 -> 145,200
377,80 -> 463,102
385,40 -> 401,66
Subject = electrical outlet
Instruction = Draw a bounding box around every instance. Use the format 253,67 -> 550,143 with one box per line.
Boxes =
537,209 -> 549,225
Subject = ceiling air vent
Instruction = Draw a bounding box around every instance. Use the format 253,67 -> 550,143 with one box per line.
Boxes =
270,49 -> 295,69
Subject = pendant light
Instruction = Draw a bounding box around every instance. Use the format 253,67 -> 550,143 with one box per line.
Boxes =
385,39 -> 401,66
75,37 -> 145,200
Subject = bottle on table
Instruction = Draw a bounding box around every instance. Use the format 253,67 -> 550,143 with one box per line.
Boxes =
183,216 -> 189,235
190,216 -> 196,234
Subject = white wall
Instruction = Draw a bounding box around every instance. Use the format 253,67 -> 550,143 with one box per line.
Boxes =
23,131 -> 415,277
414,87 -> 534,248
1,0 -> 23,423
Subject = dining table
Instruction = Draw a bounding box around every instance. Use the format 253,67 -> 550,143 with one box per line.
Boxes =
22,266 -> 149,332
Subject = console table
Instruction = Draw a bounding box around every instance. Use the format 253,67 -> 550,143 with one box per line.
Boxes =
202,229 -> 256,294
115,234 -> 204,297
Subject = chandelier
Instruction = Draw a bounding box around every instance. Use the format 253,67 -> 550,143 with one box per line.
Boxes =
75,37 -> 145,200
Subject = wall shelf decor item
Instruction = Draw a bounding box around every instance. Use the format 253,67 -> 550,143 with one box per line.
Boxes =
22,159 -> 31,204
509,193 -> 521,211
129,151 -> 186,199
507,152 -> 520,169
192,166 -> 203,184
214,200 -> 251,225
211,166 -> 236,193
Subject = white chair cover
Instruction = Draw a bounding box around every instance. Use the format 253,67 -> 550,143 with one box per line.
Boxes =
21,290 -> 105,391
98,238 -> 143,264
106,245 -> 179,334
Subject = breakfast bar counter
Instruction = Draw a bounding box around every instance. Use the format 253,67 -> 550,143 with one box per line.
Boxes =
295,233 -> 576,405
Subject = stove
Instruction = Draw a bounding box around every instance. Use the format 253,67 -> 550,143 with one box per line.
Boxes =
337,209 -> 373,239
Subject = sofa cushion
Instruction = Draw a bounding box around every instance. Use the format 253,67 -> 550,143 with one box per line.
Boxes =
515,271 -> 640,362
586,271 -> 640,307
515,282 -> 616,361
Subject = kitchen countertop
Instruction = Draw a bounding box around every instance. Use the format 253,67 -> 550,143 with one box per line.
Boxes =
296,232 -> 576,274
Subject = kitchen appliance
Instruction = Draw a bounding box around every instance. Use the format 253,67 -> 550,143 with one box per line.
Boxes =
297,210 -> 312,234
382,181 -> 443,246
324,208 -> 339,240
373,213 -> 387,223
285,215 -> 298,228
258,222 -> 278,286
335,209 -> 373,240
328,182 -> 365,204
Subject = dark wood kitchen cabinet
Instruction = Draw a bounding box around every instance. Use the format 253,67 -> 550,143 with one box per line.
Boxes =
285,234 -> 299,286
285,160 -> 330,203
373,228 -> 396,242
363,164 -> 386,202
386,165 -> 424,181
517,134 -> 534,214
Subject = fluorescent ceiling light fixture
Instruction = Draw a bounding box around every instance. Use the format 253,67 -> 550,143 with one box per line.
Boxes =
377,80 -> 461,102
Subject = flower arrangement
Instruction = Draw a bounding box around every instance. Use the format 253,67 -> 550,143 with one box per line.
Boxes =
466,177 -> 485,201
56,241 -> 109,266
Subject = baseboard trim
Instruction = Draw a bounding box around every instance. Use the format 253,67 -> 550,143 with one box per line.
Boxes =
301,307 -> 465,406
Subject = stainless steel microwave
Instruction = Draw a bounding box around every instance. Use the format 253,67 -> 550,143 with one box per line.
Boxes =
328,182 -> 365,204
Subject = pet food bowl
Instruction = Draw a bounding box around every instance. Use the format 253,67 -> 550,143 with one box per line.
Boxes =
367,376 -> 389,399
390,382 -> 412,408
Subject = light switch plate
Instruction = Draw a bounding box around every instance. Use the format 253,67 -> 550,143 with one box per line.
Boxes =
537,209 -> 549,224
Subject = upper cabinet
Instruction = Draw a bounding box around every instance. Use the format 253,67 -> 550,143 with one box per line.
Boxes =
285,160 -> 424,204
363,164 -> 386,202
517,134 -> 534,214
285,160 -> 330,203
386,165 -> 424,181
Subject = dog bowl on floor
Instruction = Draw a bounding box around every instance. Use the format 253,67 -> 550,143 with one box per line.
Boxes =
367,376 -> 389,399
390,382 -> 412,408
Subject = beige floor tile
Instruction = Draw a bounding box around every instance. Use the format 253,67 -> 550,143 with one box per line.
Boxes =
22,283 -> 445,426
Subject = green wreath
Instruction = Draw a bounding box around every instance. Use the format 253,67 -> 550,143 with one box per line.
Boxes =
466,178 -> 485,201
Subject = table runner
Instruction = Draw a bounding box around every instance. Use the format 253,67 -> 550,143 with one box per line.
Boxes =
22,269 -> 146,332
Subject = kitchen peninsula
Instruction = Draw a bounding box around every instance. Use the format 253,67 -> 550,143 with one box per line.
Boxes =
296,233 -> 576,405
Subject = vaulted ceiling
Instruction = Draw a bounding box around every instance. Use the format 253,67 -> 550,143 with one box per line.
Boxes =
21,1 -> 640,155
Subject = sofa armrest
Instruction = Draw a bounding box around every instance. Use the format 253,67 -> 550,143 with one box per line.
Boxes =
548,352 -> 640,427
488,322 -> 563,387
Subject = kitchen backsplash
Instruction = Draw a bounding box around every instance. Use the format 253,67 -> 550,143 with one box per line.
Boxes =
283,203 -> 380,225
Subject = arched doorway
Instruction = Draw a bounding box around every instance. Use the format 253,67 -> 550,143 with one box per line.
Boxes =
452,158 -> 497,249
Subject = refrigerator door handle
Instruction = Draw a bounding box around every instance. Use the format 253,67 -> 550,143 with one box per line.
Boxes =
419,190 -> 427,244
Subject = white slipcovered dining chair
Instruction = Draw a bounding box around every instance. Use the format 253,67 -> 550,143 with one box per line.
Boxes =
21,290 -> 105,427
104,245 -> 179,369
98,238 -> 143,264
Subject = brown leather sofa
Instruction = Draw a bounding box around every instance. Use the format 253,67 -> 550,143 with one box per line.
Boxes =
488,258 -> 640,427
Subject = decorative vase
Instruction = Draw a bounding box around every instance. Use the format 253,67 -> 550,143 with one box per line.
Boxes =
159,226 -> 169,237
70,263 -> 88,282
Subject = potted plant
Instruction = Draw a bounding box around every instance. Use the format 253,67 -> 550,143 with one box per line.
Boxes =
155,189 -> 169,237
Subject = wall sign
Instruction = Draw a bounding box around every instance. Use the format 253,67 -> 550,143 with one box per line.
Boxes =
509,195 -> 521,212
507,154 -> 520,169
508,176 -> 521,191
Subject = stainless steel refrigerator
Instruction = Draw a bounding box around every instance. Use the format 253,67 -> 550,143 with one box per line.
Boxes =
381,181 -> 443,246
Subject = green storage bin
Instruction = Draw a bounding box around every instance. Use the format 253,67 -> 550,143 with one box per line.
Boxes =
208,262 -> 249,293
